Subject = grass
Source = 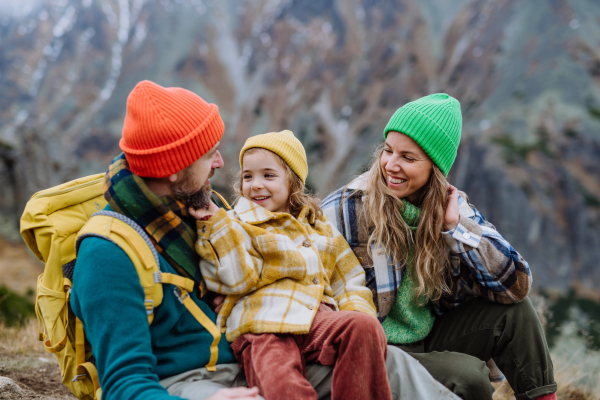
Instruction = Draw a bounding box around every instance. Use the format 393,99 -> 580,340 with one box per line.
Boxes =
0,319 -> 41,357
0,318 -> 54,373
0,286 -> 35,327
542,289 -> 600,351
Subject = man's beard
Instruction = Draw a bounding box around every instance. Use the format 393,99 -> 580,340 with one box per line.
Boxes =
171,168 -> 214,210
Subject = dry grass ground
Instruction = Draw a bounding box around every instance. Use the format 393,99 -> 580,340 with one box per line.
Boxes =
0,320 -> 75,399
0,236 -> 43,296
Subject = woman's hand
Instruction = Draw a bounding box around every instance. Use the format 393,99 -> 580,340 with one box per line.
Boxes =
189,201 -> 220,221
443,184 -> 460,232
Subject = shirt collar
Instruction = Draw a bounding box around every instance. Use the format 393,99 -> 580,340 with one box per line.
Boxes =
234,197 -> 315,224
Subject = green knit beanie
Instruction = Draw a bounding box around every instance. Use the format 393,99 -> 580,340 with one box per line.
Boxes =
383,93 -> 462,176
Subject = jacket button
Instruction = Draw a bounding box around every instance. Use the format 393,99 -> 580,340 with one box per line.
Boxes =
358,257 -> 364,264
202,226 -> 207,233
313,277 -> 320,284
462,232 -> 471,240
303,240 -> 311,247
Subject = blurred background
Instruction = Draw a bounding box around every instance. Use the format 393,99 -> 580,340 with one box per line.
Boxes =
0,0 -> 599,398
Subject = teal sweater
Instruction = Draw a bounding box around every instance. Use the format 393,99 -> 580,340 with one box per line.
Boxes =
71,237 -> 235,400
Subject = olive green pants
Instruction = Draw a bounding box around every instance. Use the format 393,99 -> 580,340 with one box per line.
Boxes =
394,297 -> 557,400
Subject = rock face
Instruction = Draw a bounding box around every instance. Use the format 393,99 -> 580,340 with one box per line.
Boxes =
1,0 -> 599,290
0,376 -> 25,397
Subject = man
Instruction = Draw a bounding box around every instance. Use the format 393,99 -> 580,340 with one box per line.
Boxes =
71,80 -> 459,400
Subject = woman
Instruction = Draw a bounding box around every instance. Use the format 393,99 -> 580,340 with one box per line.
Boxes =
321,94 -> 557,400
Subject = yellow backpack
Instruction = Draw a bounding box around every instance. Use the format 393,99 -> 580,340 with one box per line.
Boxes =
20,174 -> 230,400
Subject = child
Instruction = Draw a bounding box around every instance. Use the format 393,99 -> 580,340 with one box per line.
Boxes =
190,130 -> 392,400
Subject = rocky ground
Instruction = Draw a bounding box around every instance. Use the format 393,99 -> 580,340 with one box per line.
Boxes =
0,320 -> 74,400
0,366 -> 74,400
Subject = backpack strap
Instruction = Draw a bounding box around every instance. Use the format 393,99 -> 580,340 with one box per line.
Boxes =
77,211 -> 163,323
75,211 -> 221,371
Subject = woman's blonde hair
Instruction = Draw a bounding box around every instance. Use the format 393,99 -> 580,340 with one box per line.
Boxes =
234,148 -> 322,220
362,144 -> 451,303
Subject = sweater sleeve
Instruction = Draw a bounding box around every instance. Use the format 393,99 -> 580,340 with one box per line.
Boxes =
71,237 -> 184,400
441,194 -> 532,304
195,208 -> 262,295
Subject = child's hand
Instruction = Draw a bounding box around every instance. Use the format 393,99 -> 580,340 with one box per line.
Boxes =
189,201 -> 220,221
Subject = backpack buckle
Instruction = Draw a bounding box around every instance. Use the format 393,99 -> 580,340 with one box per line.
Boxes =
72,373 -> 87,382
173,287 -> 189,304
153,272 -> 162,283
145,299 -> 154,315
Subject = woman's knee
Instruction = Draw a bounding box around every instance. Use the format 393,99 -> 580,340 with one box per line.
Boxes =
414,351 -> 495,400
508,297 -> 538,322
452,368 -> 495,400
489,297 -> 543,335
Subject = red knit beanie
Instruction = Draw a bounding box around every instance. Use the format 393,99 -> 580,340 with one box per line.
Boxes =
120,80 -> 224,177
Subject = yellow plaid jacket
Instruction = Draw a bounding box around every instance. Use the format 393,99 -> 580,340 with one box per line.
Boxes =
195,197 -> 376,342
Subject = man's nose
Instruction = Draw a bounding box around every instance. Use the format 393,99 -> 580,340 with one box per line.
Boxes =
212,151 -> 224,169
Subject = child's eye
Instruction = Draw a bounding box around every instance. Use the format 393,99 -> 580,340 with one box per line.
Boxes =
265,174 -> 274,178
243,175 -> 251,179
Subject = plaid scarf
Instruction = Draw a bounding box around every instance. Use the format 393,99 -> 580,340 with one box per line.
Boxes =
103,153 -> 201,283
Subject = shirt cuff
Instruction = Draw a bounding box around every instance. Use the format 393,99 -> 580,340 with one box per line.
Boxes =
196,208 -> 227,239
442,216 -> 482,252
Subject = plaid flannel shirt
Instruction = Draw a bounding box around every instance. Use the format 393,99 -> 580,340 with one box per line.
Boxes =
195,197 -> 376,342
320,174 -> 532,321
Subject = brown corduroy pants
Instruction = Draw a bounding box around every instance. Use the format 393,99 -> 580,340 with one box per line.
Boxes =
231,305 -> 392,400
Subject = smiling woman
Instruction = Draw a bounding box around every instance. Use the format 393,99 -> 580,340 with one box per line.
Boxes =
321,93 -> 558,400
380,133 -> 433,203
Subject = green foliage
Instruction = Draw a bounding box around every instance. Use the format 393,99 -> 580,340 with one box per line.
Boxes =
584,95 -> 600,120
577,184 -> 600,208
0,286 -> 35,327
491,131 -> 553,165
586,102 -> 600,120
520,182 -> 533,199
543,288 -> 600,351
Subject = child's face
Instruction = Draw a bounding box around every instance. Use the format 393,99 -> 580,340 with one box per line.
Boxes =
242,149 -> 290,213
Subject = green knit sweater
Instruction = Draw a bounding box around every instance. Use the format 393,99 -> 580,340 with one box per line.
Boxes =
382,201 -> 435,344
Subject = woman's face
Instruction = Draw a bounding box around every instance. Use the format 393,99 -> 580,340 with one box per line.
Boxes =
380,131 -> 433,203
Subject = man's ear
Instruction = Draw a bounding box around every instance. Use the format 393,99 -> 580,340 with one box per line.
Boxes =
168,173 -> 178,183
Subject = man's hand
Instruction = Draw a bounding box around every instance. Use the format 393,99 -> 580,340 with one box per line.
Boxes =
206,387 -> 263,400
443,184 -> 460,232
189,201 -> 220,221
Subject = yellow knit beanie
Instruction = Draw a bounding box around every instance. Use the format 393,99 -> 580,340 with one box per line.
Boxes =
239,130 -> 308,184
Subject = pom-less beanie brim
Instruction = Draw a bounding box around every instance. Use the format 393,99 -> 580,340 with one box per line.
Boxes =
240,130 -> 308,184
383,93 -> 462,176
120,80 -> 224,178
